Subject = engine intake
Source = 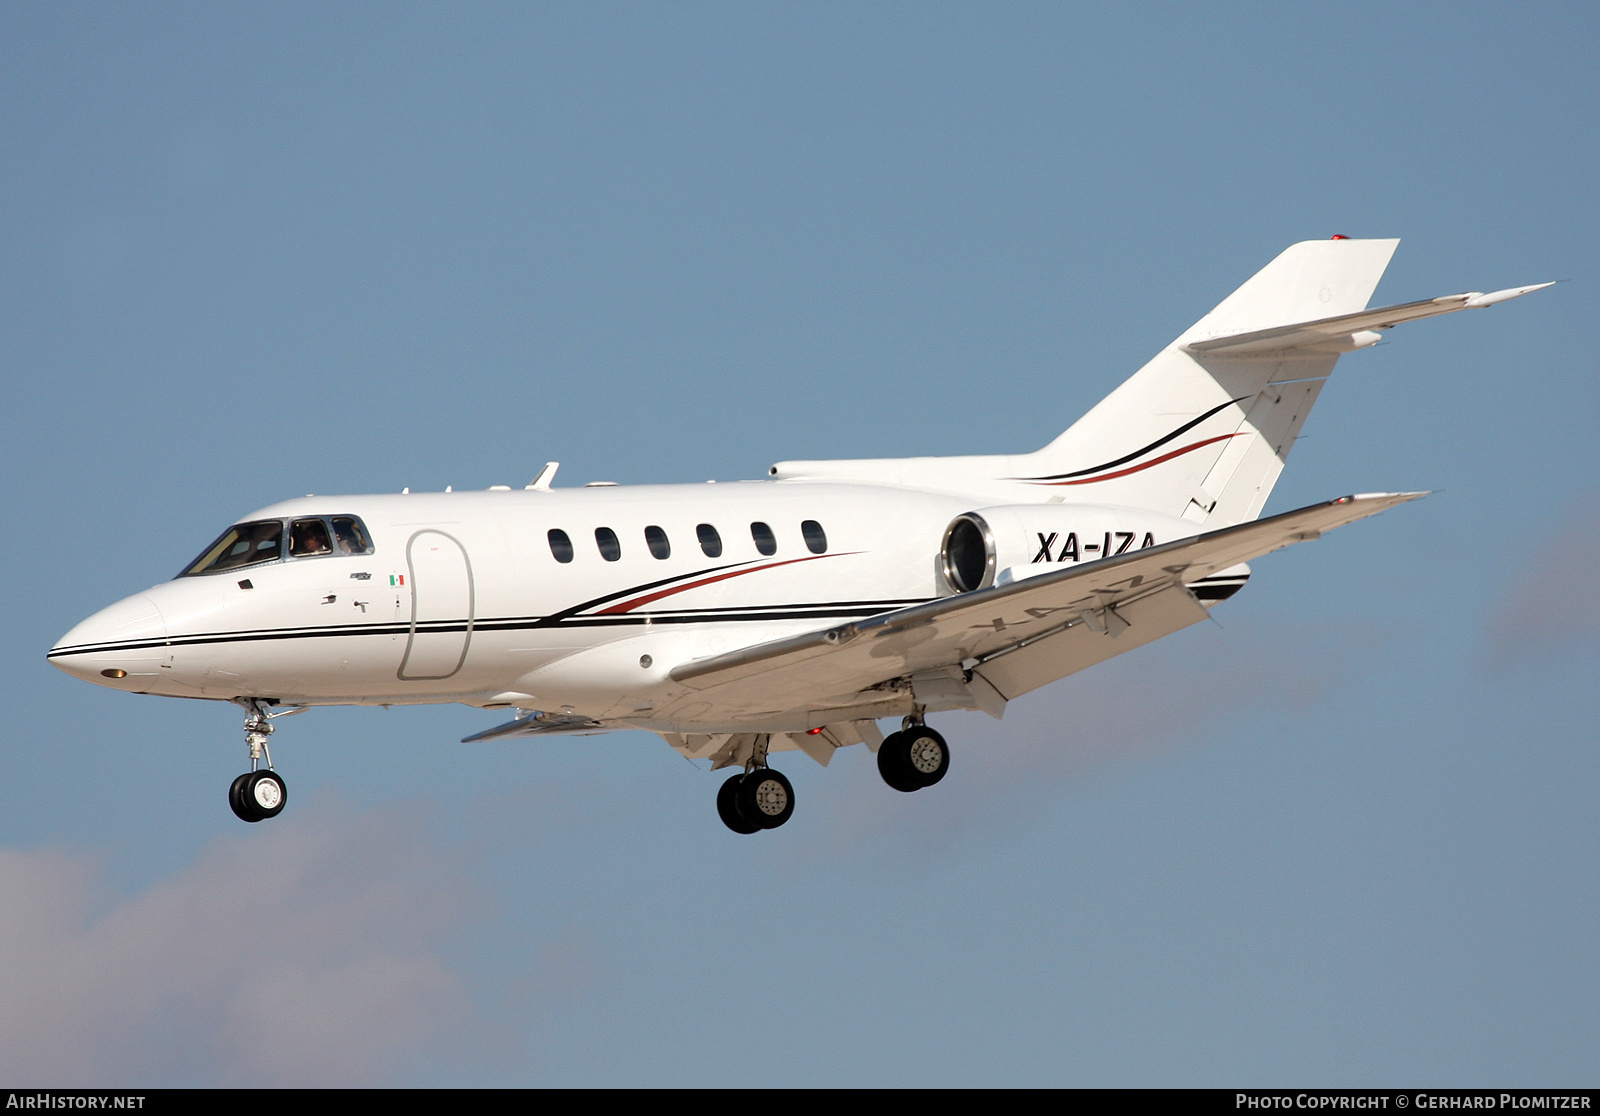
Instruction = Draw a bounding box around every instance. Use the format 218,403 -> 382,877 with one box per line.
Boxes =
938,504 -> 1243,596
941,514 -> 996,593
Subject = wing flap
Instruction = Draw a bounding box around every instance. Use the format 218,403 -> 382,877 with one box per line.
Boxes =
461,710 -> 606,741
972,581 -> 1210,700
669,492 -> 1424,706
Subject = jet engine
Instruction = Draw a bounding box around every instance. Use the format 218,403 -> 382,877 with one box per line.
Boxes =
939,504 -> 1249,600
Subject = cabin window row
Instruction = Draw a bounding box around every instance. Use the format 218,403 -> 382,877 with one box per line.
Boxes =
546,520 -> 828,564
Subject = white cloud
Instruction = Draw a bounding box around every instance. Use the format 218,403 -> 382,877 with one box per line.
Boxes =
0,795 -> 475,1086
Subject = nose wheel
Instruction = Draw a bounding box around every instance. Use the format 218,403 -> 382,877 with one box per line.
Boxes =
228,698 -> 299,823
230,769 -> 288,822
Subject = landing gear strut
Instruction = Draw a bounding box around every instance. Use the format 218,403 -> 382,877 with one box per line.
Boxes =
228,698 -> 294,823
878,716 -> 950,793
716,734 -> 795,834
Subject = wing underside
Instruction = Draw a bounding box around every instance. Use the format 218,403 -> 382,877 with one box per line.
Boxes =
667,492 -> 1424,715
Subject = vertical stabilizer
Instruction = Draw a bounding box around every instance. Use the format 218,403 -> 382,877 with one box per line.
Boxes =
1014,238 -> 1399,525
1178,238 -> 1399,343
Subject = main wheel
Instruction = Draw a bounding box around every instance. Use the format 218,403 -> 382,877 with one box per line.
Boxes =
717,774 -> 761,834
228,773 -> 256,822
903,726 -> 950,787
877,732 -> 922,792
241,770 -> 287,822
735,768 -> 795,829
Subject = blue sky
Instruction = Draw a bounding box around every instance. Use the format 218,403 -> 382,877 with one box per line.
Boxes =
2,2 -> 1595,1086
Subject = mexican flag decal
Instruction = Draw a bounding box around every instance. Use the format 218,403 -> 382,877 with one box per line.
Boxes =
390,574 -> 405,587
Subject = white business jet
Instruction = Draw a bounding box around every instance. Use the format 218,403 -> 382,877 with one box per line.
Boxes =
49,238 -> 1548,833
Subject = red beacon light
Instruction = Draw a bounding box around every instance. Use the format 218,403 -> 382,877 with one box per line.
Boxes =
1330,234 -> 1350,240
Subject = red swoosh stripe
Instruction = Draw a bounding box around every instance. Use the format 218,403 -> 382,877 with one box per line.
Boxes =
596,553 -> 852,614
1031,433 -> 1243,486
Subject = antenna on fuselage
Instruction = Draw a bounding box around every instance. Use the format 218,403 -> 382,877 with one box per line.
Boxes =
526,462 -> 560,491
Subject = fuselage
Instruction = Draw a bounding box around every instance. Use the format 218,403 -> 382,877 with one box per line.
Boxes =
48,479 -> 1202,733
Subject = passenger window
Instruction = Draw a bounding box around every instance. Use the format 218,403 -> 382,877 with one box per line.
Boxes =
750,521 -> 776,556
289,518 -> 333,558
331,517 -> 373,555
595,527 -> 621,561
548,528 -> 574,564
697,523 -> 722,558
802,520 -> 827,554
645,525 -> 670,560
180,520 -> 283,576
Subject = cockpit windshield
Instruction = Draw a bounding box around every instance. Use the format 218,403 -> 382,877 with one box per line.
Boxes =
181,521 -> 283,576
179,514 -> 375,577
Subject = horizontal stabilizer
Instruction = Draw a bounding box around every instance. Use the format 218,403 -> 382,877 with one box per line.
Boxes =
1185,283 -> 1553,356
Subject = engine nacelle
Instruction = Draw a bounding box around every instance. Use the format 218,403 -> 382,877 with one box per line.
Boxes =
939,504 -> 1248,601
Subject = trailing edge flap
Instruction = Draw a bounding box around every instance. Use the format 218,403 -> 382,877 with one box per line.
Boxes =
669,492 -> 1426,699
461,710 -> 605,742
1184,284 -> 1552,356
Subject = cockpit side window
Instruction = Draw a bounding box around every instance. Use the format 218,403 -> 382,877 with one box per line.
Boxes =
289,518 -> 334,557
331,517 -> 373,556
180,520 -> 283,576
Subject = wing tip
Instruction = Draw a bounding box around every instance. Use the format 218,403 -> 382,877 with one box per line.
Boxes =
1347,490 -> 1430,502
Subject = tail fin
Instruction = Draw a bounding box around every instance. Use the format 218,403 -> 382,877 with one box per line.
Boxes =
1018,238 -> 1399,526
770,239 -> 1546,518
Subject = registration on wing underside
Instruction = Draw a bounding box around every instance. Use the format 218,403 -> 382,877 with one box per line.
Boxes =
668,493 -> 1425,704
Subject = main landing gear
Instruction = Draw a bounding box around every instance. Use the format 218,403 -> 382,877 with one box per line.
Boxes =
717,768 -> 795,833
228,698 -> 294,823
878,717 -> 950,793
713,718 -> 953,832
715,733 -> 796,834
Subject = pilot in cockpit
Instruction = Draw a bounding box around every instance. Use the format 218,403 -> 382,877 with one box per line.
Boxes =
289,518 -> 334,558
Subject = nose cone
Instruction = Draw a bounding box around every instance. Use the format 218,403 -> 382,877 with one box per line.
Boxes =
49,594 -> 169,687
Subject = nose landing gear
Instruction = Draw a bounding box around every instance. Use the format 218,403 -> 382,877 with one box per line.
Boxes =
228,698 -> 297,823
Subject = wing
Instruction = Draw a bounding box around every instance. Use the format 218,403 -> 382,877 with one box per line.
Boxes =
668,492 -> 1425,715
1183,283 -> 1552,356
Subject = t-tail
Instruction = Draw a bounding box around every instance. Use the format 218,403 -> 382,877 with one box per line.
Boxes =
772,238 -> 1549,527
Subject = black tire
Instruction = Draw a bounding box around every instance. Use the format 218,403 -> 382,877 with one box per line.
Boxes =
244,770 -> 287,820
717,773 -> 761,834
877,732 -> 921,793
228,772 -> 258,822
902,726 -> 950,787
735,767 -> 795,829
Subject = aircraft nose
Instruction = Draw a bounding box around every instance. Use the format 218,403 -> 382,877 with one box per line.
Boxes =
48,593 -> 169,687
